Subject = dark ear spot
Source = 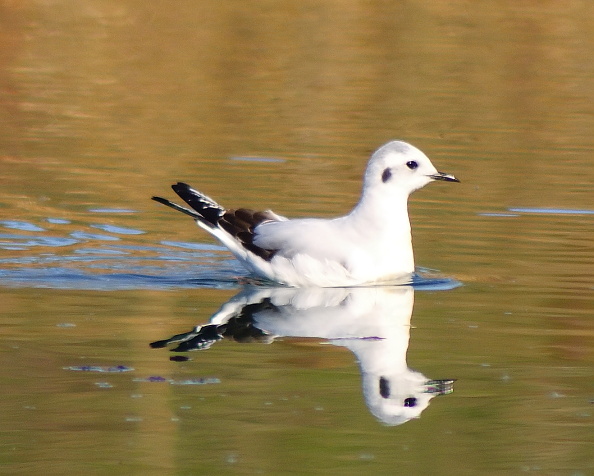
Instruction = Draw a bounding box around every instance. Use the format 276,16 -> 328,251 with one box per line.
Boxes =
379,376 -> 390,398
381,168 -> 392,183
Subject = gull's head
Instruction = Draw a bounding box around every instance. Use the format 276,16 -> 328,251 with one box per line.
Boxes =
363,140 -> 459,197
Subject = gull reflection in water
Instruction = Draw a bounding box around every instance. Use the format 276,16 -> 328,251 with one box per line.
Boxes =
151,285 -> 455,426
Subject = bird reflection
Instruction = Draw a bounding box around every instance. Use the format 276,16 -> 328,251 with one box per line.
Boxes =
151,286 -> 454,426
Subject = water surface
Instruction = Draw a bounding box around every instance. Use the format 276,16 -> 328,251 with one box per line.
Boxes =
1,2 -> 593,475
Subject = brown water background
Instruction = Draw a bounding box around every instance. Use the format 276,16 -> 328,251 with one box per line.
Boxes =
0,2 -> 593,474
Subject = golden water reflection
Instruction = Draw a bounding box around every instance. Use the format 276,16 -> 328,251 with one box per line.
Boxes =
0,1 -> 593,474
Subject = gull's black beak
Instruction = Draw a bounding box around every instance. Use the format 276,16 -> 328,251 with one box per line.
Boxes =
424,379 -> 456,395
430,171 -> 460,183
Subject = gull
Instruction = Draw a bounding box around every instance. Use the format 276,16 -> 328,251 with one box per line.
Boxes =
152,140 -> 459,287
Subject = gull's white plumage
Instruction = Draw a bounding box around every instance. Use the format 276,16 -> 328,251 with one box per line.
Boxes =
152,140 -> 459,287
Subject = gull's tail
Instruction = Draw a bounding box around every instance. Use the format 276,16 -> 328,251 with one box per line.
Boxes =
152,182 -> 282,262
152,182 -> 225,229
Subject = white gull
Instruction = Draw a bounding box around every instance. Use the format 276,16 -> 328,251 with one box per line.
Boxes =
152,140 -> 459,287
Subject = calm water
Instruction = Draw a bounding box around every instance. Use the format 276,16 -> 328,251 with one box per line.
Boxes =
1,2 -> 593,475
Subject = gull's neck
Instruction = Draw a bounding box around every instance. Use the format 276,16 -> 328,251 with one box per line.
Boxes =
349,189 -> 412,236
347,189 -> 415,278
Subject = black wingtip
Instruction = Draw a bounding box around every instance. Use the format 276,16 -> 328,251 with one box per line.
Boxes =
169,183 -> 225,226
151,194 -> 202,219
172,182 -> 193,196
152,196 -> 170,205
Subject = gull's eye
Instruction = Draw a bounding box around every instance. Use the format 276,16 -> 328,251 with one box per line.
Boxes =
404,397 -> 417,407
406,161 -> 418,170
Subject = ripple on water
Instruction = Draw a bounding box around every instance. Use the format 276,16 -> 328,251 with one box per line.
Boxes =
0,218 -> 461,291
88,208 -> 137,214
63,365 -> 135,372
412,269 -> 462,291
90,224 -> 145,235
69,231 -> 120,241
0,234 -> 80,250
160,240 -> 225,251
479,207 -> 594,217
508,207 -> 594,215
45,218 -> 71,225
0,220 -> 46,232
73,248 -> 129,255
